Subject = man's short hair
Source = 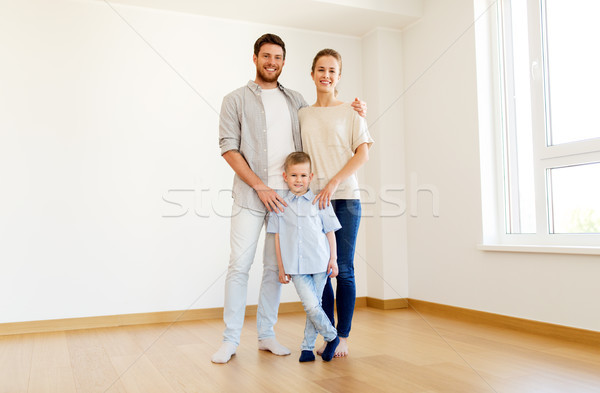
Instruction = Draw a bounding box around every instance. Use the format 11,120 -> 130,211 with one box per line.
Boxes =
254,33 -> 286,60
284,152 -> 311,172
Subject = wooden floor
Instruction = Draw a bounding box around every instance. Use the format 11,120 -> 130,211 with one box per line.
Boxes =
2,306 -> 600,393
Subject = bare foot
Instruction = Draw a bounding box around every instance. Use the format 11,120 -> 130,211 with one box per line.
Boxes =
334,337 -> 348,357
316,341 -> 326,355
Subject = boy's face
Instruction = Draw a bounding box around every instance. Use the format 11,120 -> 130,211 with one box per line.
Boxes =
283,162 -> 313,195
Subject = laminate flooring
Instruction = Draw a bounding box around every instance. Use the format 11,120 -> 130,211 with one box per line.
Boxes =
1,306 -> 599,392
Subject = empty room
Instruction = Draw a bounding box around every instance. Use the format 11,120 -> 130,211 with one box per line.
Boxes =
1,0 -> 599,392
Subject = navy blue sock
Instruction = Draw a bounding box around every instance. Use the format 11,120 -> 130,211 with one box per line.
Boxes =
299,350 -> 315,362
321,337 -> 339,362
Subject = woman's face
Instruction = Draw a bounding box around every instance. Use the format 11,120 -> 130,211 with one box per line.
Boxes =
311,55 -> 341,94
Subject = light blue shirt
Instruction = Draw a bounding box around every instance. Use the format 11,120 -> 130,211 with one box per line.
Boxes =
267,189 -> 342,275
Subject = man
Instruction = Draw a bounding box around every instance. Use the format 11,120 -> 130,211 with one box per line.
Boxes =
213,33 -> 365,364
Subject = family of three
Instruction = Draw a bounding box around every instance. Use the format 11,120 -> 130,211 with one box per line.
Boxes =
213,33 -> 374,364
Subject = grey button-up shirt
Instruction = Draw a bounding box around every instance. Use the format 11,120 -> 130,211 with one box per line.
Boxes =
219,80 -> 308,212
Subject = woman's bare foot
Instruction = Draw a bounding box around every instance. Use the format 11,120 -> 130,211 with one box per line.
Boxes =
334,337 -> 348,357
316,341 -> 327,355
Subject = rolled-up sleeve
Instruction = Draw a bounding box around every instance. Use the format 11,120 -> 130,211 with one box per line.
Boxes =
319,204 -> 342,234
351,112 -> 374,153
219,94 -> 241,156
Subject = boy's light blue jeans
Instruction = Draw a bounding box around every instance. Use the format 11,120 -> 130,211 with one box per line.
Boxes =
291,272 -> 337,350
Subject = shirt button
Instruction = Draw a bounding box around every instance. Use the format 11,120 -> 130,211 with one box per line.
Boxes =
264,149 -> 266,152
263,169 -> 266,172
263,129 -> 266,133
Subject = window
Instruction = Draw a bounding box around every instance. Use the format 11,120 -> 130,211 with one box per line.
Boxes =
478,0 -> 600,249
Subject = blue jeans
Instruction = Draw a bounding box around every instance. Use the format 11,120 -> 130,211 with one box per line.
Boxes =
291,273 -> 337,350
322,199 -> 361,338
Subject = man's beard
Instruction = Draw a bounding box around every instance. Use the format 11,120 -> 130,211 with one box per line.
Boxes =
257,67 -> 281,83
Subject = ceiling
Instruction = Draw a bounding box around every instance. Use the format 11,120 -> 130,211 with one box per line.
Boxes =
107,0 -> 424,37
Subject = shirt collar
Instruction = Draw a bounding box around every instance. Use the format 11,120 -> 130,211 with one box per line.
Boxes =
284,188 -> 314,202
247,80 -> 286,95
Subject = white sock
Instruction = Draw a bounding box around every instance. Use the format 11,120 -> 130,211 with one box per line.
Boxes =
258,337 -> 291,356
211,342 -> 237,364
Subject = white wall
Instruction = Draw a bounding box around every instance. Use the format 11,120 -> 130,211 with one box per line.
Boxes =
0,0 -> 365,323
403,0 -> 600,332
362,28 -> 408,300
4,0 -> 598,333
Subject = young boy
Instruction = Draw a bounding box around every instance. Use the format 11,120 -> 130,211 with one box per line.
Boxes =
266,152 -> 342,362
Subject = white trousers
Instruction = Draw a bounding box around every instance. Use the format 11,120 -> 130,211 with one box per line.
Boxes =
222,202 -> 280,345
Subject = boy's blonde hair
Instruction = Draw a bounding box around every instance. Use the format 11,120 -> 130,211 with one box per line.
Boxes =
284,152 -> 312,172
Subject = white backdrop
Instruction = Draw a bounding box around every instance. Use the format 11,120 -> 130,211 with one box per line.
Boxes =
403,0 -> 600,332
4,0 -> 598,334
0,0 -> 367,323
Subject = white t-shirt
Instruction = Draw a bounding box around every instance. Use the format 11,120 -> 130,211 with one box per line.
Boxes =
262,88 -> 295,189
299,103 -> 374,200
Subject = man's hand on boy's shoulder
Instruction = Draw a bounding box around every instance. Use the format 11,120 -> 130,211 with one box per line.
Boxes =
255,185 -> 287,213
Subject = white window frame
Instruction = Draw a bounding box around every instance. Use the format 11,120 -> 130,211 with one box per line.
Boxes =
475,0 -> 600,253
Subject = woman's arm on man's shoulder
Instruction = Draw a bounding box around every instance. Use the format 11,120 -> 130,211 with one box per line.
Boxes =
350,97 -> 367,117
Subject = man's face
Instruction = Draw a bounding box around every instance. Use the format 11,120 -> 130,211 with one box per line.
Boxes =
253,43 -> 285,85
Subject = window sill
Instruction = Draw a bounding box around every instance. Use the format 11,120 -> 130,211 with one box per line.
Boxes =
478,244 -> 600,256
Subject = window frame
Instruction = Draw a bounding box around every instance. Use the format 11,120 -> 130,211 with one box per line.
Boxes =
476,0 -> 600,251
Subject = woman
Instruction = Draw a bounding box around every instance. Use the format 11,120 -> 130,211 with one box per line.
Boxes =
299,48 -> 374,357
